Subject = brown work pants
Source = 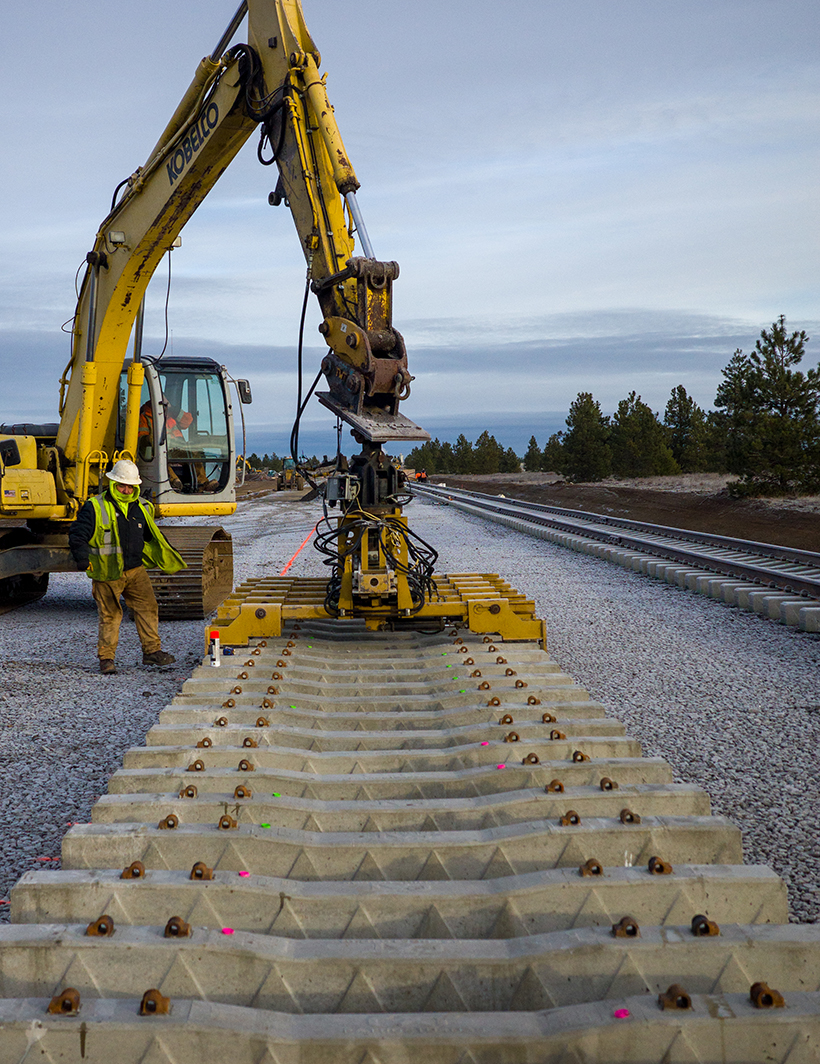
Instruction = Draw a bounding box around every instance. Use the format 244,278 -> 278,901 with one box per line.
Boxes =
92,566 -> 161,661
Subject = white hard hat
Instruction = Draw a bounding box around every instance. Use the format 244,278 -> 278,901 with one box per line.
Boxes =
106,459 -> 142,486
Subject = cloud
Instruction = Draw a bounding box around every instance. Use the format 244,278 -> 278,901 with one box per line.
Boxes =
7,309 -> 817,437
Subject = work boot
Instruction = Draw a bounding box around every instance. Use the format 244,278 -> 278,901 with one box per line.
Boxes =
99,658 -> 117,675
142,649 -> 176,666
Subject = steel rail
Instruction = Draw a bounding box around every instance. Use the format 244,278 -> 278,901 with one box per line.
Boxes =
413,483 -> 820,600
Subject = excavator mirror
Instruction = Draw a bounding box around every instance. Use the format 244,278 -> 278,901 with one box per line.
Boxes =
0,439 -> 21,470
237,380 -> 252,404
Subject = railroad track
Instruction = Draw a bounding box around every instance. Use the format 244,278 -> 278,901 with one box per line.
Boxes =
1,599 -> 818,1061
414,483 -> 820,633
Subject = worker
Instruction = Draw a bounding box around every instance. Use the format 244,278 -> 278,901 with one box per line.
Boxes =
137,396 -> 218,491
68,459 -> 186,675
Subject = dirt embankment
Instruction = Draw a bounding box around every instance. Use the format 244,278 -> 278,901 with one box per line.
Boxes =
423,473 -> 820,553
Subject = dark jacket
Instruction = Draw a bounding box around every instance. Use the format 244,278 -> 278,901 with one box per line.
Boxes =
69,489 -> 155,574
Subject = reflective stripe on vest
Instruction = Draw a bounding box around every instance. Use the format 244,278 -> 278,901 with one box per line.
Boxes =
85,494 -> 186,581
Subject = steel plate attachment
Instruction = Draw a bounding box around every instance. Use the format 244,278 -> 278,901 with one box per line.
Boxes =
648,856 -> 673,875
612,916 -> 640,938
179,784 -> 197,799
86,915 -> 114,936
256,717 -> 270,728
140,989 -> 171,1016
48,988 -> 80,1015
572,750 -> 590,762
527,696 -> 541,706
579,858 -> 603,877
267,685 -> 278,695
515,679 -> 527,689
691,914 -> 720,937
470,669 -> 482,678
545,779 -> 564,793
600,777 -> 618,791
504,668 -> 516,676
464,658 -> 474,666
550,730 -> 566,741
495,656 -> 507,664
158,814 -> 179,830
523,752 -> 540,765
214,717 -> 228,727
121,861 -> 145,879
164,916 -> 191,938
488,697 -> 501,707
218,814 -> 238,830
234,785 -> 252,799
542,712 -> 557,724
243,736 -> 258,748
504,731 -> 520,743
231,686 -> 243,695
187,760 -> 205,772
500,714 -> 514,725
190,862 -> 213,880
238,759 -> 255,772
658,984 -> 692,1010
750,982 -> 785,1008
560,810 -> 581,826
478,682 -> 491,691
619,808 -> 641,824
196,737 -> 212,748
222,698 -> 236,709
261,698 -> 274,709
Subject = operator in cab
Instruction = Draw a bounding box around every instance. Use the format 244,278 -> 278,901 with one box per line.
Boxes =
138,395 -> 218,492
68,459 -> 186,675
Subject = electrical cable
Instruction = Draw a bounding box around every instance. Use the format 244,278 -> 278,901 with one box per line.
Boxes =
155,251 -> 173,362
110,175 -> 131,212
288,263 -> 322,491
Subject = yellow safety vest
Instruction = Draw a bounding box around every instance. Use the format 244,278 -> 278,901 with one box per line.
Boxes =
86,494 -> 186,581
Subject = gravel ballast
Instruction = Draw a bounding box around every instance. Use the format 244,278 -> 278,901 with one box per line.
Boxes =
0,492 -> 817,923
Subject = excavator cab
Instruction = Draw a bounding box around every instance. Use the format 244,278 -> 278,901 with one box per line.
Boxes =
117,357 -> 240,508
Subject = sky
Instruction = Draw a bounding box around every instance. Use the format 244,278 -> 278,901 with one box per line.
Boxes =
0,0 -> 818,456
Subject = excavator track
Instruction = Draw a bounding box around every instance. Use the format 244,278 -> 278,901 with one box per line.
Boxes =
149,525 -> 233,620
3,587 -> 818,1062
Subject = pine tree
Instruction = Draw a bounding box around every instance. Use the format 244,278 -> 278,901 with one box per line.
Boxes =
712,349 -> 759,475
473,431 -> 503,473
542,432 -> 565,474
716,316 -> 820,495
610,393 -> 678,477
523,435 -> 542,471
663,385 -> 708,472
500,447 -> 521,473
452,434 -> 474,473
562,393 -> 612,482
439,441 -> 454,472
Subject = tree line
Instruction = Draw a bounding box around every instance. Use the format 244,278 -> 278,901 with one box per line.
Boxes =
407,317 -> 820,497
406,430 -> 521,476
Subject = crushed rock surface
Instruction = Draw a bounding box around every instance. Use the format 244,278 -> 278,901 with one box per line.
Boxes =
0,491 -> 816,925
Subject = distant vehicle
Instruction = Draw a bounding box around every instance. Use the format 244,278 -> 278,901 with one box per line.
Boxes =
274,457 -> 304,492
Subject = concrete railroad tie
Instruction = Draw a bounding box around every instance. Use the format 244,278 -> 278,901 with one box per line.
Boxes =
4,622 -> 819,1063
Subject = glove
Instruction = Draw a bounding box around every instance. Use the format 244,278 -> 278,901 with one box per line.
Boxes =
179,411 -> 193,429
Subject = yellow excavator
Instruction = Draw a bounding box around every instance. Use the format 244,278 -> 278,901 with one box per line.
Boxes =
1,0 -> 542,643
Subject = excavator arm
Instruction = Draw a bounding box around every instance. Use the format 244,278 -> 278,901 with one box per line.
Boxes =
59,0 -> 425,508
